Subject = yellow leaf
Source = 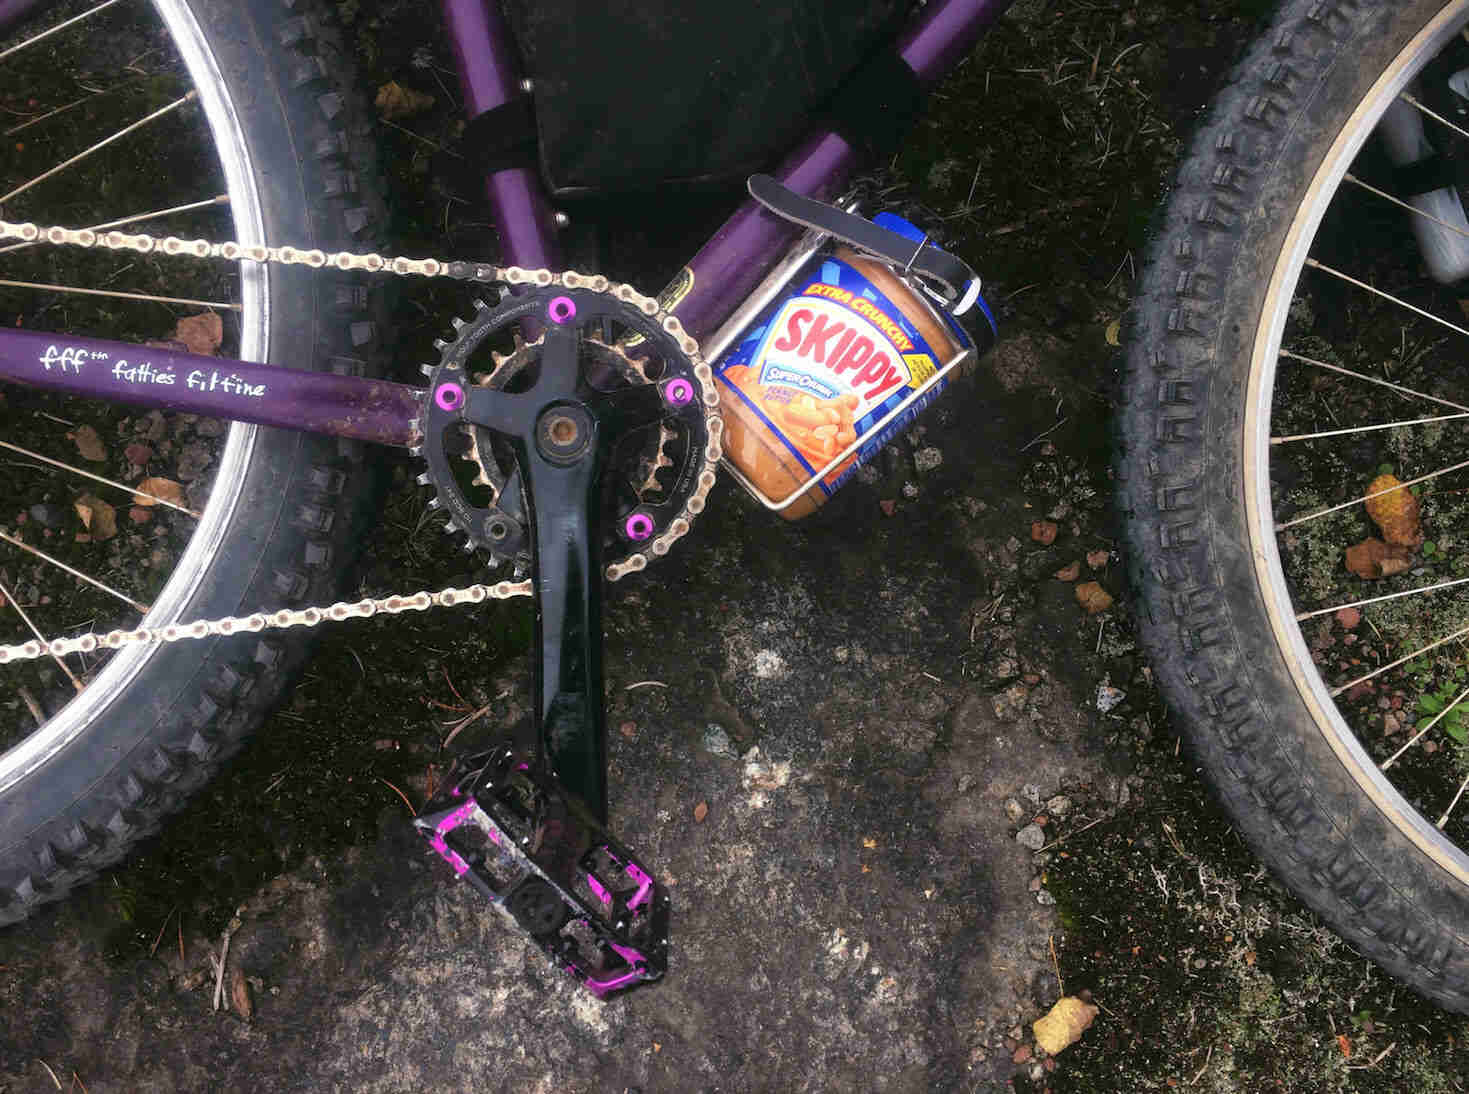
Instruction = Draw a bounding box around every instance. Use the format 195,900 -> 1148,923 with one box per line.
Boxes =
1032,996 -> 1099,1055
1104,319 -> 1121,347
1363,473 -> 1422,547
1075,581 -> 1113,614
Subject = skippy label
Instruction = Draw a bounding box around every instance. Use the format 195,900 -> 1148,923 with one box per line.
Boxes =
716,256 -> 971,496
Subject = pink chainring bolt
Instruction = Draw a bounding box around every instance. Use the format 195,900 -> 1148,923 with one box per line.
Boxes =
662,377 -> 694,407
547,295 -> 576,324
623,512 -> 655,541
435,383 -> 465,411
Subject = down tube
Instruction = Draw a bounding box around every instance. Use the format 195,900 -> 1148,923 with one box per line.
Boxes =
670,0 -> 1015,344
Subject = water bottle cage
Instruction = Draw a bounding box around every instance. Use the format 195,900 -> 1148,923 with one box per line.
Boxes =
414,744 -> 670,997
747,173 -> 984,315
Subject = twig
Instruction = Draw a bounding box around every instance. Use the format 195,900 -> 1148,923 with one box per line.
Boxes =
1188,1045 -> 1214,1085
1049,933 -> 1064,996
1020,416 -> 1069,452
377,776 -> 417,815
71,1071 -> 90,1093
178,915 -> 185,964
1039,813 -> 1108,853
148,905 -> 177,958
624,680 -> 668,690
16,686 -> 45,726
212,928 -> 233,1012
36,1059 -> 61,1089
442,702 -> 493,748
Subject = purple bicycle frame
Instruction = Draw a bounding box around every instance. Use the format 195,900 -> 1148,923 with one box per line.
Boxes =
0,0 -> 1013,431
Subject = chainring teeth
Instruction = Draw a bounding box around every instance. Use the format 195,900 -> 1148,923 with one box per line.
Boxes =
417,276 -> 721,577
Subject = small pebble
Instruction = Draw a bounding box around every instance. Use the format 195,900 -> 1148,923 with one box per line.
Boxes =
1015,824 -> 1045,850
1036,889 -> 1056,906
28,502 -> 68,529
703,723 -> 738,759
914,447 -> 943,473
901,481 -> 919,499
1046,795 -> 1072,817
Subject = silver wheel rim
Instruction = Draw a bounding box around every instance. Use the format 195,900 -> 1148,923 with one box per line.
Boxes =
1247,1 -> 1469,883
0,0 -> 264,793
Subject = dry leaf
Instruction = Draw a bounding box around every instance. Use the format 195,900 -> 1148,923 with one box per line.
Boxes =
228,965 -> 253,1021
693,800 -> 709,823
1363,473 -> 1422,547
1104,318 -> 1121,347
174,311 -> 222,357
1345,538 -> 1414,579
375,81 -> 435,120
1086,549 -> 1110,570
1032,996 -> 1099,1055
69,424 -> 106,462
1054,561 -> 1081,582
1075,581 -> 1113,614
73,494 -> 117,541
1031,520 -> 1058,545
133,477 -> 185,507
1337,1033 -> 1352,1059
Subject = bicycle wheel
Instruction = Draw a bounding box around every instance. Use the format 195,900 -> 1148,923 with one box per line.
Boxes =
0,0 -> 386,923
1122,0 -> 1469,1011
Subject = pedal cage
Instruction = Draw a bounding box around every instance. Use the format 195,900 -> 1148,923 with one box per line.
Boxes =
414,744 -> 669,997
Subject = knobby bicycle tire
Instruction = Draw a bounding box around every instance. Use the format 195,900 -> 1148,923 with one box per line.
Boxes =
0,0 -> 388,925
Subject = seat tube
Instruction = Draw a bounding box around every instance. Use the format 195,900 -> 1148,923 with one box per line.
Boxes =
440,0 -> 562,271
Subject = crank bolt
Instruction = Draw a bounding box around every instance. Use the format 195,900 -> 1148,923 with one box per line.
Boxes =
547,295 -> 576,324
662,377 -> 694,407
623,512 -> 655,541
434,383 -> 465,411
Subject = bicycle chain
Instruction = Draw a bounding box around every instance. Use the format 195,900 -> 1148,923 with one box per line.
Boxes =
0,216 -> 723,665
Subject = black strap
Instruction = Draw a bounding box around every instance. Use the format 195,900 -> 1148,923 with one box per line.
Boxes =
1393,154 -> 1459,197
459,95 -> 539,175
823,48 -> 924,161
747,173 -> 977,304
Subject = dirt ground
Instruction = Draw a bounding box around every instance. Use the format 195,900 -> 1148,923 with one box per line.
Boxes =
5,1 -> 1469,1092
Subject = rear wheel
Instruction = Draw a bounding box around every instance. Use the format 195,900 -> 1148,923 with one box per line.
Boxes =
1122,0 -> 1469,1011
0,0 -> 387,923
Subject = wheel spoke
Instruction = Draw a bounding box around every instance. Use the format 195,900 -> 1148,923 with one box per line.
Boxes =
1330,620 -> 1469,697
0,195 -> 227,255
0,440 -> 201,518
1400,90 -> 1469,145
1279,348 -> 1469,413
1295,575 -> 1469,621
1304,257 -> 1469,341
1382,680 -> 1469,770
0,573 -> 81,691
0,89 -> 197,208
1437,771 -> 1469,829
0,0 -> 127,64
1276,455 -> 1469,530
0,529 -> 149,613
1272,411 -> 1469,444
1344,172 -> 1469,242
0,277 -> 239,310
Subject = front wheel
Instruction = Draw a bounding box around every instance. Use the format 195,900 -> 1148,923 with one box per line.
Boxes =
1122,0 -> 1469,1011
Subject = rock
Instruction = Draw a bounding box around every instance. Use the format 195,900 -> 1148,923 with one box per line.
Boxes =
693,801 -> 709,823
703,724 -> 738,759
1336,606 -> 1362,629
1036,889 -> 1056,906
914,447 -> 943,473
1046,795 -> 1072,817
992,683 -> 1029,720
1015,824 -> 1045,851
1096,683 -> 1126,713
28,502 -> 68,529
1004,798 -> 1026,824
